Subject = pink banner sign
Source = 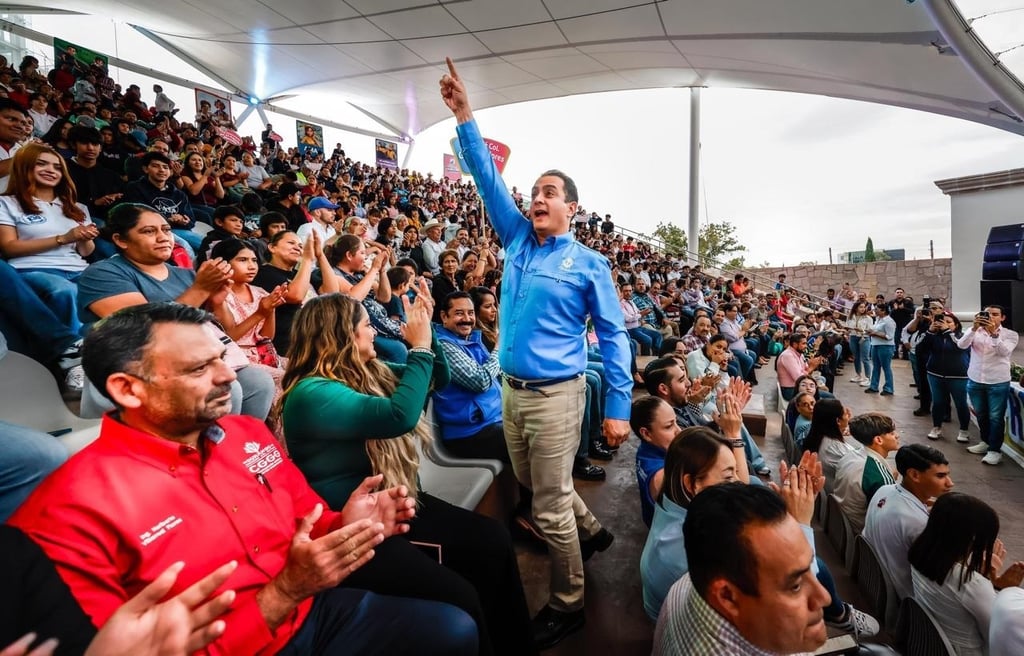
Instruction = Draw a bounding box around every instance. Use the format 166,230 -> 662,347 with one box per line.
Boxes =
443,153 -> 462,181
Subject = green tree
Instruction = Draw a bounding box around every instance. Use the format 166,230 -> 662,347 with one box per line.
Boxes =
864,237 -> 876,262
648,220 -> 748,266
649,221 -> 688,257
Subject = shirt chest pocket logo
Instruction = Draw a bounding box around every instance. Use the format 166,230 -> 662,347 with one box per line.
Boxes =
17,214 -> 46,225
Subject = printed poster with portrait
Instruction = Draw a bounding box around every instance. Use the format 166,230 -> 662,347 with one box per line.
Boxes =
53,37 -> 108,79
375,139 -> 398,170
194,89 -> 234,128
296,121 -> 324,158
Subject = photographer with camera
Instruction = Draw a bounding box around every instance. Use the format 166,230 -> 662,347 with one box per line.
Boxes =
903,307 -> 933,417
958,306 -> 1019,465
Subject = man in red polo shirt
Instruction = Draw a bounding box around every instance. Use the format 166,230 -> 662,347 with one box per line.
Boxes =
10,302 -> 476,655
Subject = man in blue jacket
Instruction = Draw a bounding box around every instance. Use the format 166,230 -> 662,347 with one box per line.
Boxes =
433,291 -> 506,460
441,57 -> 633,649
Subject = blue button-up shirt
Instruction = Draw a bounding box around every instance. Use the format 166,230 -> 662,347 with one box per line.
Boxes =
454,119 -> 633,420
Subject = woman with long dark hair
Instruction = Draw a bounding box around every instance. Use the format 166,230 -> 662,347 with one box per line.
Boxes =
801,398 -> 858,488
469,285 -> 499,353
279,292 -> 535,656
909,492 -> 1024,655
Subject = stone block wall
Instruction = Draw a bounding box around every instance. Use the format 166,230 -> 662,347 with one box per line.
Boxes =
747,258 -> 952,303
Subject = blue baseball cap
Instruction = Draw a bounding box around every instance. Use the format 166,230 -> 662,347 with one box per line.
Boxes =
308,197 -> 339,211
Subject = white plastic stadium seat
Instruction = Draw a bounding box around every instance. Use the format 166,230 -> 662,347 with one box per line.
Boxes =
423,400 -> 505,476
414,438 -> 493,511
0,350 -> 100,454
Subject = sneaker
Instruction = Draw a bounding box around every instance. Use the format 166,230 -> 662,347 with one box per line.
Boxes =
849,375 -> 862,383
956,430 -> 971,443
859,380 -> 871,387
63,364 -> 85,392
57,338 -> 83,371
826,603 -> 880,639
927,427 -> 942,440
967,442 -> 990,455
982,451 -> 1004,466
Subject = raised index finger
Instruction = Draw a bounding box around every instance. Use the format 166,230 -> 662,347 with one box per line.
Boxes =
445,56 -> 460,80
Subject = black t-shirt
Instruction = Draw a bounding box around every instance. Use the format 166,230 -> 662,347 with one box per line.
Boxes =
253,264 -> 298,354
0,526 -> 97,655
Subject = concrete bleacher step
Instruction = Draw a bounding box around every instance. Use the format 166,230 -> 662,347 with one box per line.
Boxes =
742,392 -> 767,437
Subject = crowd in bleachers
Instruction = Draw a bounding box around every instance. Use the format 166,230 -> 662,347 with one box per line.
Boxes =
2,50 -> 1024,656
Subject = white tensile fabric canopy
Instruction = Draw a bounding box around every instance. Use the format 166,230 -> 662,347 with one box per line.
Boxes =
33,0 -> 1024,139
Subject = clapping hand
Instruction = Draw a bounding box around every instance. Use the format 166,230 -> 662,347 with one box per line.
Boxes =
339,474 -> 416,537
258,284 -> 288,315
770,451 -> 825,526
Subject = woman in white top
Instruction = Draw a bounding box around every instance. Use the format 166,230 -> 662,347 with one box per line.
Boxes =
0,143 -> 96,334
801,398 -> 860,492
909,492 -> 1024,656
846,299 -> 874,385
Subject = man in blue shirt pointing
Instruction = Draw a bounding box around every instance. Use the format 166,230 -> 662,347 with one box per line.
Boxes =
441,57 -> 633,650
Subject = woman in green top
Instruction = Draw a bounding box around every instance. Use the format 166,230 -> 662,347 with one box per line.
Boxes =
279,290 -> 535,656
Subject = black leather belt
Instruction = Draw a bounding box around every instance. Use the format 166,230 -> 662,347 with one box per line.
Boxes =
503,373 -> 582,395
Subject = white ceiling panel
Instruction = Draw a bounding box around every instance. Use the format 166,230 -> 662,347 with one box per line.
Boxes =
335,41 -> 426,71
368,5 -> 465,40
446,0 -> 551,31
557,4 -> 666,44
543,0 -> 653,21
402,33 -> 492,63
474,22 -> 569,53
303,18 -> 392,44
271,1 -> 361,26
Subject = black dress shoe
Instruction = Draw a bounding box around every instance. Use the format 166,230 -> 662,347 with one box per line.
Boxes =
880,391 -> 893,396
913,408 -> 931,416
572,460 -> 606,481
581,527 -> 615,562
532,606 -> 585,650
589,440 -> 615,461
864,388 -> 878,394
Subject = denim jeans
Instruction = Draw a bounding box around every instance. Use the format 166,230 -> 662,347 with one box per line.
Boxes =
849,335 -> 871,378
577,368 -> 603,457
278,587 -> 477,656
928,374 -> 969,430
628,326 -> 663,355
869,344 -> 895,393
0,260 -> 80,363
731,348 -> 755,380
967,380 -> 1012,452
17,268 -> 83,336
0,421 -> 68,522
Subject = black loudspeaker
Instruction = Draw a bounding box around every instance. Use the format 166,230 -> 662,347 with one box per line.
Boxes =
988,224 -> 1024,244
983,261 -> 1024,281
980,280 -> 1024,332
984,241 -> 1024,262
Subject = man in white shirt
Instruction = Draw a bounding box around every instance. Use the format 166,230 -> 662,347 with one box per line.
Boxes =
295,197 -> 339,246
420,219 -> 446,276
959,305 -> 1020,465
863,444 -> 953,600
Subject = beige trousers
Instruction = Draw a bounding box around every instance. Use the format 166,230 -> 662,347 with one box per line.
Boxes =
502,376 -> 601,612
